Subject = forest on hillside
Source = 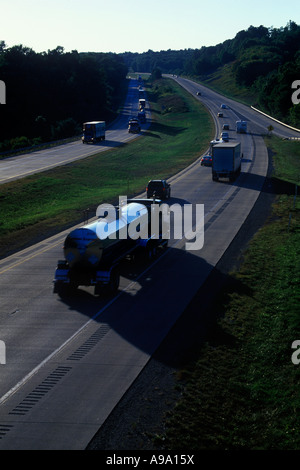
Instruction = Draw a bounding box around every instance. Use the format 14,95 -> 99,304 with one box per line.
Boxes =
1,20 -> 299,151
122,21 -> 300,127
0,44 -> 128,151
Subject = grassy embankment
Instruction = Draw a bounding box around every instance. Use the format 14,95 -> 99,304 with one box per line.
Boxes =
199,62 -> 258,107
157,136 -> 300,450
0,77 -> 214,258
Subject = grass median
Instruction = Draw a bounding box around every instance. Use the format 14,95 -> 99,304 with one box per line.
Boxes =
0,78 -> 214,258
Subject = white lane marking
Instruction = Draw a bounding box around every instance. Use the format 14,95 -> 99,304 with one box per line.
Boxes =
0,186 -> 238,407
0,87 -> 255,406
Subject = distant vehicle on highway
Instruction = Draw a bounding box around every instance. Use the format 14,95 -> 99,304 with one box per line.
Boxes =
128,118 -> 141,133
200,155 -> 212,166
223,123 -> 230,130
82,121 -> 105,143
212,142 -> 241,182
146,179 -> 171,200
217,112 -> 223,118
221,131 -> 229,141
138,110 -> 146,123
196,91 -> 201,96
236,120 -> 247,133
221,104 -> 227,109
139,98 -> 146,110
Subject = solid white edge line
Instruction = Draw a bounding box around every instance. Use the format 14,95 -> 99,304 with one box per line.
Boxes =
0,82 -> 254,407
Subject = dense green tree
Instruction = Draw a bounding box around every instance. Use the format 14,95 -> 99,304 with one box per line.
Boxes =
152,67 -> 162,81
122,21 -> 300,127
1,20 -> 299,148
0,44 -> 128,148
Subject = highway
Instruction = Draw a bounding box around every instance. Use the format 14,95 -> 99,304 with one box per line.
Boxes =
0,77 -> 299,449
171,75 -> 300,140
0,78 -> 149,185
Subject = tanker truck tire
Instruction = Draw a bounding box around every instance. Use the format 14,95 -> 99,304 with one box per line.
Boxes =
54,282 -> 78,296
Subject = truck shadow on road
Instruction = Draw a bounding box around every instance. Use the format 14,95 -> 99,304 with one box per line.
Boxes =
234,170 -> 297,195
55,243 -> 252,368
83,139 -> 124,149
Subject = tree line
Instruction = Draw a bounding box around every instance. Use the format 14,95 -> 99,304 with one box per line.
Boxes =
1,20 -> 299,152
0,44 -> 128,151
122,21 -> 300,128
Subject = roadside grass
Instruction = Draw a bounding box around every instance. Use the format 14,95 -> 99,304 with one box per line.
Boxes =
0,77 -> 214,257
157,136 -> 300,450
265,136 -> 300,186
197,62 -> 258,107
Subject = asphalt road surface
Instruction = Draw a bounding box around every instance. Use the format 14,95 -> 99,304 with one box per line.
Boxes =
0,77 -> 299,449
0,78 -> 150,185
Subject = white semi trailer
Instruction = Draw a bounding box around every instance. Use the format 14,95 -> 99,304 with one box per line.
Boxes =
212,142 -> 241,182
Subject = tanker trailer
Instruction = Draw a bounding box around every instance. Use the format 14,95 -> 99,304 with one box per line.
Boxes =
53,199 -> 168,296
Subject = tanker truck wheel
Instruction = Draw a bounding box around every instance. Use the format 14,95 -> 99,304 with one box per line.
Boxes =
54,282 -> 78,296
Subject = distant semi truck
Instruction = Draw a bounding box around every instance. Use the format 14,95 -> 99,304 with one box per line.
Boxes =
139,98 -> 146,110
212,142 -> 241,182
236,120 -> 247,133
82,121 -> 105,143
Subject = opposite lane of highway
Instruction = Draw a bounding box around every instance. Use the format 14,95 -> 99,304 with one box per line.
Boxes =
0,79 -> 149,184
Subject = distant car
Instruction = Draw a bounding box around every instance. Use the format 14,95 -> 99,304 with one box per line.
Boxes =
196,91 -> 201,96
146,179 -> 171,199
223,124 -> 230,130
221,104 -> 227,109
200,155 -> 212,166
221,131 -> 229,141
217,112 -> 223,118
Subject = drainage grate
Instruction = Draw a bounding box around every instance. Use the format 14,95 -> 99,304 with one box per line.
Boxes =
0,424 -> 13,439
67,324 -> 110,361
8,366 -> 72,416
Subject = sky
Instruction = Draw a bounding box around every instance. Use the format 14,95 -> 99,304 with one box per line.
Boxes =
1,0 -> 300,54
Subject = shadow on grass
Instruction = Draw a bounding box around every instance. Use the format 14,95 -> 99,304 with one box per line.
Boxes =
141,121 -> 188,138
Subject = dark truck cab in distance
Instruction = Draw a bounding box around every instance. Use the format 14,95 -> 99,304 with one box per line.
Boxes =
146,179 -> 171,200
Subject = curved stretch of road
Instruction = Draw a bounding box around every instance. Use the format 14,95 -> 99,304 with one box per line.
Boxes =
0,77 -> 299,449
171,75 -> 300,139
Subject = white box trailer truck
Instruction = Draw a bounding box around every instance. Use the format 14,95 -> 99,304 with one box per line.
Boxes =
82,121 -> 105,143
212,142 -> 241,182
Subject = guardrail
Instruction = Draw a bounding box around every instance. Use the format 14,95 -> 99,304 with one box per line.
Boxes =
251,106 -> 300,134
